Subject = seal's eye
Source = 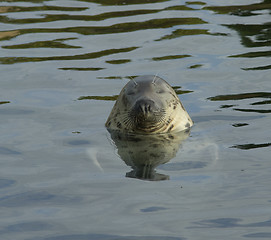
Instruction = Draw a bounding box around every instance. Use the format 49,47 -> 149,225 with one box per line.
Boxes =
127,90 -> 136,95
156,89 -> 165,94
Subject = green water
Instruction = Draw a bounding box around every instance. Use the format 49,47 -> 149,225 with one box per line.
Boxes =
0,0 -> 270,239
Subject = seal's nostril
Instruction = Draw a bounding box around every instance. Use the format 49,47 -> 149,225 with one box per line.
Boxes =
135,99 -> 155,114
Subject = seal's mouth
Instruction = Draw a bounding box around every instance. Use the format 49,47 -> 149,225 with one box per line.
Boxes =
127,99 -> 167,133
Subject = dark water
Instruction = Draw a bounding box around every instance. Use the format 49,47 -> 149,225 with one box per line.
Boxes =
0,0 -> 271,239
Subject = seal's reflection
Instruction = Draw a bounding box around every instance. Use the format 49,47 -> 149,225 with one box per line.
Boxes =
107,129 -> 190,181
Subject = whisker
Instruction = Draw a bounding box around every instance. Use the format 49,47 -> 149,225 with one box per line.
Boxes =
152,72 -> 159,84
118,107 -> 168,133
129,76 -> 138,86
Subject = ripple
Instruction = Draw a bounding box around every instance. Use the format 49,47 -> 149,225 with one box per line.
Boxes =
0,7 -> 193,24
140,206 -> 168,212
232,123 -> 249,128
59,67 -> 105,71
251,100 -> 271,105
156,29 -> 219,41
243,65 -> 271,71
152,54 -> 191,61
231,142 -> 271,150
10,17 -> 206,36
78,95 -> 118,101
0,10 -> 160,24
220,104 -> 237,109
226,23 -> 271,48
0,5 -> 87,14
2,38 -> 81,49
186,1 -> 206,6
208,92 -> 271,101
0,2 -> 210,69
203,1 -> 271,73
229,50 -> 271,58
106,59 -> 131,64
0,30 -> 20,40
80,0 -> 171,6
208,92 -> 271,114
233,108 -> 271,113
0,4 -> 199,25
0,101 -> 10,105
0,47 -> 138,64
204,2 -> 271,15
97,76 -> 124,80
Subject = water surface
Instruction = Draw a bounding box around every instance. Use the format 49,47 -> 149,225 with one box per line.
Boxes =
0,0 -> 271,239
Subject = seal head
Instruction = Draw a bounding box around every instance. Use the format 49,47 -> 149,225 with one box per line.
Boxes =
105,75 -> 193,134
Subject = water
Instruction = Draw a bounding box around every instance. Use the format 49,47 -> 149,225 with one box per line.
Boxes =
0,0 -> 270,239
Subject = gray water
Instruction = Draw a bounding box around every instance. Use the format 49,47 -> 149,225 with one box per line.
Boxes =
0,0 -> 271,239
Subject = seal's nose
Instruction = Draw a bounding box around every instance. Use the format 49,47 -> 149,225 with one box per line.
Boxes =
135,99 -> 156,115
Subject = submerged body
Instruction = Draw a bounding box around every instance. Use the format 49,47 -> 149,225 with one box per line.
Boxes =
105,75 -> 193,134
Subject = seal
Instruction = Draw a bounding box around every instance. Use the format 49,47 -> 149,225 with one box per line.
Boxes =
105,75 -> 193,134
